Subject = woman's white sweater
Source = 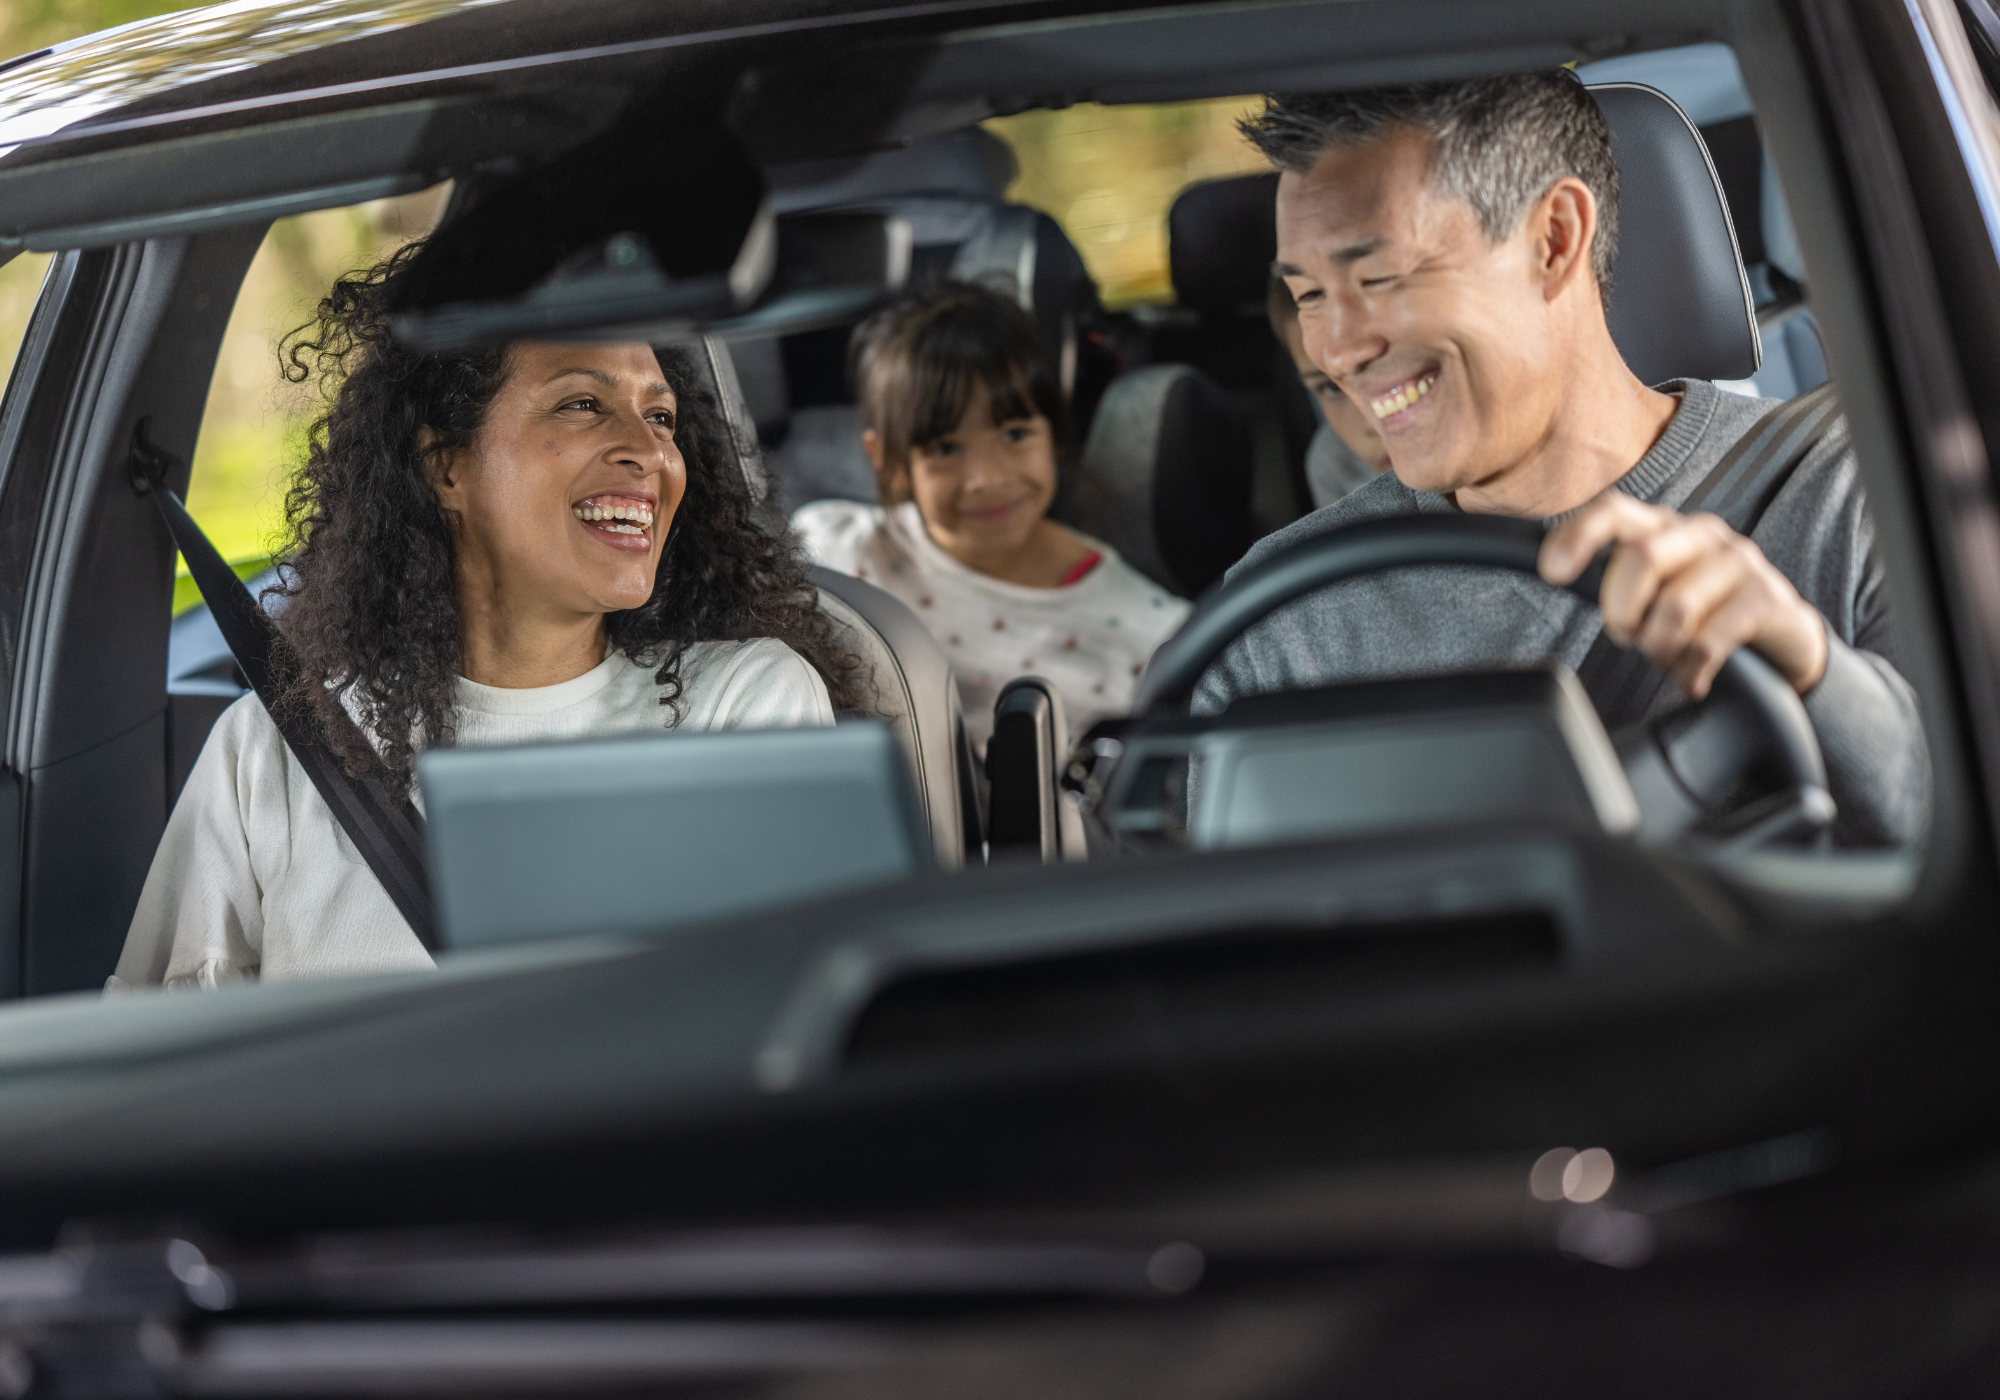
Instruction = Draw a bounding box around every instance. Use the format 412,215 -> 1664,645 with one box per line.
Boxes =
111,639 -> 833,991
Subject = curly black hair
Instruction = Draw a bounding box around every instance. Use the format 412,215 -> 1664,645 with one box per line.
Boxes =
270,239 -> 862,798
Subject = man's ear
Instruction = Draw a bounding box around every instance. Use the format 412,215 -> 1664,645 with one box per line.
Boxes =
1532,177 -> 1598,303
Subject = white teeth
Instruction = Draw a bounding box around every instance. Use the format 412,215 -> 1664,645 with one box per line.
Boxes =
572,498 -> 654,529
1369,372 -> 1438,421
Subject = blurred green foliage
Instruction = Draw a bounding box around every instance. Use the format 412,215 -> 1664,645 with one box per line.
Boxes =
987,97 -> 1267,307
0,0 -> 193,62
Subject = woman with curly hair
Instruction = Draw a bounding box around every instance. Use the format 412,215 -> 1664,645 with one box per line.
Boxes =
112,242 -> 860,991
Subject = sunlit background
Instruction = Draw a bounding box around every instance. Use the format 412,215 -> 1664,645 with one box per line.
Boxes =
0,0 -> 1267,590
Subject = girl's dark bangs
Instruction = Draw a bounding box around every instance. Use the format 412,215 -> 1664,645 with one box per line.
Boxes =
905,338 -> 1040,449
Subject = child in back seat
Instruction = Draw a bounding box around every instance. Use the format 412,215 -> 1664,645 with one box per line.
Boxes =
1268,276 -> 1394,509
792,282 -> 1192,752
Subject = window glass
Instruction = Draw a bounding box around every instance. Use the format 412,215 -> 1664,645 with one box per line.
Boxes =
984,98 -> 1265,307
178,185 -> 448,611
0,252 -> 54,397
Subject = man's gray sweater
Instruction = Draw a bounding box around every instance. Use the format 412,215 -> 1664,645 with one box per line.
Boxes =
1192,379 -> 1929,847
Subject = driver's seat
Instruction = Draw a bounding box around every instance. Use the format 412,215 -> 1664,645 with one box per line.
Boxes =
1591,79 -> 1762,385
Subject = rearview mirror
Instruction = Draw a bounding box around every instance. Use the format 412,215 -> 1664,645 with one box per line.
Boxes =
393,209 -> 910,352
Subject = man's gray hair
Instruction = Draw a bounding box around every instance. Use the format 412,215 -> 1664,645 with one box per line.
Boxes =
1241,72 -> 1620,301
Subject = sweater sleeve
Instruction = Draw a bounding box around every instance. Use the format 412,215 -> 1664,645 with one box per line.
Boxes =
692,639 -> 836,730
108,695 -> 272,992
1783,438 -> 1931,849
1802,623 -> 1932,849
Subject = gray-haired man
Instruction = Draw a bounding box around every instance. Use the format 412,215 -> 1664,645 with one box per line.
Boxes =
1195,74 -> 1926,846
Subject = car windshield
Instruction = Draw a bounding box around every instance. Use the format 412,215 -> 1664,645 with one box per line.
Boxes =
0,1 -> 1986,1352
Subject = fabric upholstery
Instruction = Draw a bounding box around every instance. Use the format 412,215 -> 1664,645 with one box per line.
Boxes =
1169,172 -> 1280,314
810,567 -> 972,866
1592,81 -> 1762,385
1075,364 -> 1257,598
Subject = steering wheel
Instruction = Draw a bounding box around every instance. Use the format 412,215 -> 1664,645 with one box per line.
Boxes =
1101,513 -> 1834,850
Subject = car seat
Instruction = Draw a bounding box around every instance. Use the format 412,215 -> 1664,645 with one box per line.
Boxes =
747,130 -> 1106,520
1075,80 -> 1769,604
1577,42 -> 1830,400
1592,82 -> 1761,387
680,338 -> 983,867
1068,173 -> 1285,598
1070,363 -> 1259,598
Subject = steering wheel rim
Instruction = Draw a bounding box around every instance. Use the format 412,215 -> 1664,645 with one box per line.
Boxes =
1136,513 -> 1829,801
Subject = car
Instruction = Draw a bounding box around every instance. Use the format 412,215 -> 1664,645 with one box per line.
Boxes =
0,0 -> 1993,1393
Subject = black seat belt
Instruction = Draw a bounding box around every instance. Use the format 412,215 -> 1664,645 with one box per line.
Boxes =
134,422 -> 440,952
1573,382 -> 1844,726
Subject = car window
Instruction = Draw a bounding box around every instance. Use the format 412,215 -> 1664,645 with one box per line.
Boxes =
177,184 -> 447,613
0,251 -> 53,398
985,98 -> 1266,307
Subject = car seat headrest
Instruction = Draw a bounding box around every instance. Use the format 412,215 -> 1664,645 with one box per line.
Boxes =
1577,43 -> 1805,285
1169,172 -> 1280,314
1590,81 -> 1760,385
950,206 -> 1100,394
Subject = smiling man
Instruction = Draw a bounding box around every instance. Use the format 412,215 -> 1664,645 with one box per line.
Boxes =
1194,74 -> 1927,846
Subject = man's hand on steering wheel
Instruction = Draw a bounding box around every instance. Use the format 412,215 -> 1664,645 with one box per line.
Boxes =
1538,493 -> 1830,701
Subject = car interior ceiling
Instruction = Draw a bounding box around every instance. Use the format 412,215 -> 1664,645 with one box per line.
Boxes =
0,0 -> 1974,1009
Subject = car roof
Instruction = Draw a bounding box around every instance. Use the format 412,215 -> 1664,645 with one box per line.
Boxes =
0,0 -> 1714,259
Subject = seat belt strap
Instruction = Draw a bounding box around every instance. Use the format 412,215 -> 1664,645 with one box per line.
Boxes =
1574,383 -> 1844,727
148,475 -> 441,952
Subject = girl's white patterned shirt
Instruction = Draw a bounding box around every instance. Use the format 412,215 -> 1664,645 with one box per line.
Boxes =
792,499 -> 1192,751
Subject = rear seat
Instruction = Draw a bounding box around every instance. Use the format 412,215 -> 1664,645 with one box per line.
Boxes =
1067,172 -> 1297,598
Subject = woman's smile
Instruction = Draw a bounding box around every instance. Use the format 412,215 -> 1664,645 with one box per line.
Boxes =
572,490 -> 657,553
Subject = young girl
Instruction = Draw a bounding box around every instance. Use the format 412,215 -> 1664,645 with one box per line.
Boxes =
793,282 -> 1191,751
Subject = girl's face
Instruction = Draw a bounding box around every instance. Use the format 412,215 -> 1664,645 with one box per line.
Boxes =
896,391 -> 1059,562
432,340 -> 688,623
1280,313 -> 1392,474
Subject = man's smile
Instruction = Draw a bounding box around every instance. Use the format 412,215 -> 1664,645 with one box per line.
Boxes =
1365,370 -> 1439,425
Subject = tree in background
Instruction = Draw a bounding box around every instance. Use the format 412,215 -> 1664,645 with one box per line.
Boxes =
0,0 -> 192,61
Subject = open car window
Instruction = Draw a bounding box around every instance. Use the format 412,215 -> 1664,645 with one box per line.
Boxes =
177,184 -> 447,608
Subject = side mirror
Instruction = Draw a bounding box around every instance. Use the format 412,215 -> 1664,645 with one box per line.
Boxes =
393,209 -> 909,352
